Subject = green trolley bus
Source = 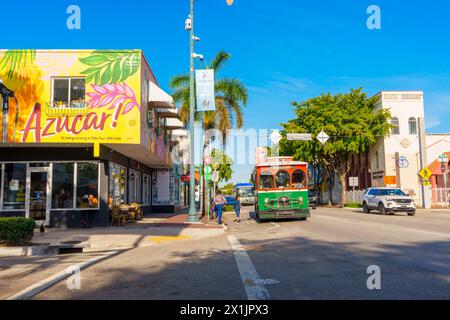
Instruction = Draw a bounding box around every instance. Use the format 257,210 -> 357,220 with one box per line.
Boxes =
252,157 -> 310,222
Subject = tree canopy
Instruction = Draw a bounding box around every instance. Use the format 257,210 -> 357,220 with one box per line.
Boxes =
280,88 -> 392,205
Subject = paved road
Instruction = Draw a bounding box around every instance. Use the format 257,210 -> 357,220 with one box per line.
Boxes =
3,206 -> 450,299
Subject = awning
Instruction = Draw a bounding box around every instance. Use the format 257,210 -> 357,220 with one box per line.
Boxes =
156,107 -> 179,118
148,82 -> 175,109
171,129 -> 188,139
164,118 -> 184,129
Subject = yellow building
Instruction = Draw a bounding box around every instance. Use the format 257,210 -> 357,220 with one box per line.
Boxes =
0,49 -> 185,227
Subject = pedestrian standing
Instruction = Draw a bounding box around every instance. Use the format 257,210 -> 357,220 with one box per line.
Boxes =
214,193 -> 226,225
233,195 -> 241,223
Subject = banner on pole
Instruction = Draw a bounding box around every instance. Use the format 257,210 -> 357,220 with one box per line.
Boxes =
195,69 -> 215,111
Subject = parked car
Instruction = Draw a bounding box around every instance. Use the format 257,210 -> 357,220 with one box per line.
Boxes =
308,190 -> 317,209
362,187 -> 416,216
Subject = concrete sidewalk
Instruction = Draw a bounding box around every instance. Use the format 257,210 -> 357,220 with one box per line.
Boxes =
0,214 -> 224,257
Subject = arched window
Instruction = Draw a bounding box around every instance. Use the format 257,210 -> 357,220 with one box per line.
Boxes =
275,170 -> 290,188
292,169 -> 306,188
391,117 -> 400,135
409,117 -> 417,135
259,171 -> 274,189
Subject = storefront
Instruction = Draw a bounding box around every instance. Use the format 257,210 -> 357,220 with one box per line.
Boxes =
0,49 -> 182,227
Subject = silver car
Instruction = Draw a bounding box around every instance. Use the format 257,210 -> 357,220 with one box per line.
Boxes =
362,187 -> 416,216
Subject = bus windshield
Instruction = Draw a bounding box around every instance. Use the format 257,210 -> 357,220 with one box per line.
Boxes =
238,188 -> 254,196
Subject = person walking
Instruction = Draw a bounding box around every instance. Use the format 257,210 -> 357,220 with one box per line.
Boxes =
233,195 -> 241,223
214,193 -> 226,225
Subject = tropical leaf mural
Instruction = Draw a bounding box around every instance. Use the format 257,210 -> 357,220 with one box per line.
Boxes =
0,49 -> 37,79
79,50 -> 140,85
86,82 -> 140,115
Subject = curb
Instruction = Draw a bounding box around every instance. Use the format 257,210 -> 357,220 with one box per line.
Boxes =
0,241 -> 90,258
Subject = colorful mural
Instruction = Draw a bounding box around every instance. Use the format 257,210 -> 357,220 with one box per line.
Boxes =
0,49 -> 141,144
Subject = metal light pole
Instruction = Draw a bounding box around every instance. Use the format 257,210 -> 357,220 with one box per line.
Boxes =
187,0 -> 199,222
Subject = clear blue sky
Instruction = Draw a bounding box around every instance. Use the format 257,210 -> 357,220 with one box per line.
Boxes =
2,0 -> 450,183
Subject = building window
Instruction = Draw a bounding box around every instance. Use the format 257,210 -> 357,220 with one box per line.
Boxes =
409,117 -> 417,135
52,163 -> 74,209
109,163 -> 127,206
76,163 -> 99,208
391,117 -> 400,135
128,169 -> 142,203
142,174 -> 151,205
52,77 -> 86,108
2,163 -> 26,210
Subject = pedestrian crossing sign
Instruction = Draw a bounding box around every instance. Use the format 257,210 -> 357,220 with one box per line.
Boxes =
419,168 -> 432,180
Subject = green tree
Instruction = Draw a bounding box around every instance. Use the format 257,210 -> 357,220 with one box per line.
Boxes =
220,182 -> 234,195
169,51 -> 248,135
210,149 -> 233,183
280,88 -> 392,206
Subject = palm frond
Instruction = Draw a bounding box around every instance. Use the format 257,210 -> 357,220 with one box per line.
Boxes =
208,51 -> 230,73
215,78 -> 248,106
215,98 -> 232,133
171,87 -> 190,104
169,73 -> 190,89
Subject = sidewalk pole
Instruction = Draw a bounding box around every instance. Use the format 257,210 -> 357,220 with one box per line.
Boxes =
187,0 -> 199,222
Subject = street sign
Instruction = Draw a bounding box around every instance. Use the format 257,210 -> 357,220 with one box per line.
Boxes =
419,167 -> 432,180
270,130 -> 282,144
204,156 -> 212,165
205,172 -> 212,181
212,170 -> 219,182
349,177 -> 358,187
316,130 -> 329,145
396,156 -> 409,168
422,181 -> 431,187
438,154 -> 448,163
212,162 -> 219,170
287,133 -> 312,141
204,165 -> 212,174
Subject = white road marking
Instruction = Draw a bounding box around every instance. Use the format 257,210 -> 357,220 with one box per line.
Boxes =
228,235 -> 277,300
7,250 -> 118,300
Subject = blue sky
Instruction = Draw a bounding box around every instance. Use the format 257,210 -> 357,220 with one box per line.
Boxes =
2,0 -> 450,183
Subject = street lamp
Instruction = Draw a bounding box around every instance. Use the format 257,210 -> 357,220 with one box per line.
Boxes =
185,0 -> 232,223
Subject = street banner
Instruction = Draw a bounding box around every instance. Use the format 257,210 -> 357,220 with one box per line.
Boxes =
195,69 -> 215,111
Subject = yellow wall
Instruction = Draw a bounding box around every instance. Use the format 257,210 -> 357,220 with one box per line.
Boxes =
0,49 -> 141,144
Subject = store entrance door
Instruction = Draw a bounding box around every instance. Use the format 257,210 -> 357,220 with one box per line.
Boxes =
26,167 -> 51,225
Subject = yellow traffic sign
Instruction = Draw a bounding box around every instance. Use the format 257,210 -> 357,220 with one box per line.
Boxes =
212,162 -> 220,170
422,181 -> 431,187
419,168 -> 432,180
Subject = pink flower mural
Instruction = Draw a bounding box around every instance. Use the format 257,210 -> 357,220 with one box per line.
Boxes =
86,82 -> 140,114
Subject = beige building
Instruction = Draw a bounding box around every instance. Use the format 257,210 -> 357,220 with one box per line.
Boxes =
368,91 -> 450,206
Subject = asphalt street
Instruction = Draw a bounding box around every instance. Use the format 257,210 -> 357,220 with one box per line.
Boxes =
2,206 -> 450,300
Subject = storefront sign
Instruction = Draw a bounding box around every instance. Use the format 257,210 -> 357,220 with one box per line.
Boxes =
0,49 -> 141,144
195,69 -> 215,111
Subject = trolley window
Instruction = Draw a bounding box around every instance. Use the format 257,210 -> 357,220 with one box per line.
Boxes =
275,170 -> 290,188
259,171 -> 274,189
292,169 -> 306,188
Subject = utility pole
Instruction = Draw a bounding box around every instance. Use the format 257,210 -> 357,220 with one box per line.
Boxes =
187,0 -> 199,222
418,117 -> 431,209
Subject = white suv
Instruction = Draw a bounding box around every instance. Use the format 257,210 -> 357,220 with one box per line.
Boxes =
362,187 -> 416,216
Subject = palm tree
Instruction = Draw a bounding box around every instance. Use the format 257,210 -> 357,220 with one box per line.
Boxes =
169,51 -> 248,134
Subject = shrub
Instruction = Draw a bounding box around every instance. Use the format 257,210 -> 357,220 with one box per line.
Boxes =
0,217 -> 36,246
344,203 -> 362,208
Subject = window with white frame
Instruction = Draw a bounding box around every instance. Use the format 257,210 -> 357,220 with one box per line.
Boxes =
52,77 -> 86,108
409,117 -> 417,135
391,117 -> 400,135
